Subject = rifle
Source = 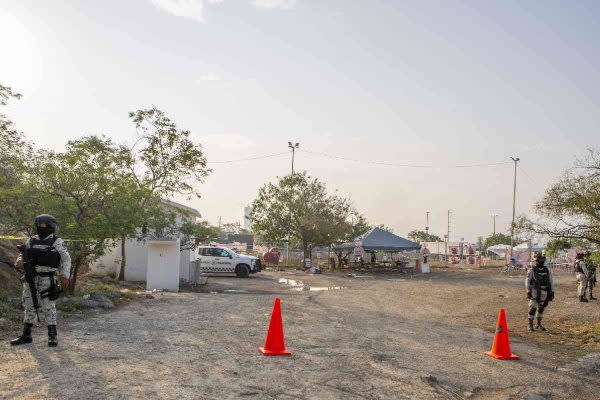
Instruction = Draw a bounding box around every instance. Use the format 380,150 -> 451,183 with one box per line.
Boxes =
17,244 -> 40,322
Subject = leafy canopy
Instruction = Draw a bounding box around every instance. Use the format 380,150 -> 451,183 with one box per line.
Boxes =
251,172 -> 364,253
407,230 -> 442,243
544,238 -> 572,258
483,233 -> 512,250
520,149 -> 600,245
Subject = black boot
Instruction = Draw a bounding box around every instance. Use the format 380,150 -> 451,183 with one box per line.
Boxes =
536,317 -> 546,332
10,323 -> 33,346
580,296 -> 589,303
48,325 -> 58,347
590,290 -> 597,300
528,319 -> 535,332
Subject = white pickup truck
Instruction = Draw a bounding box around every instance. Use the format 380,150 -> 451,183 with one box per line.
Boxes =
196,246 -> 261,278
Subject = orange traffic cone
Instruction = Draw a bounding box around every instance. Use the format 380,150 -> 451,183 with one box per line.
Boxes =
484,308 -> 519,360
259,298 -> 291,356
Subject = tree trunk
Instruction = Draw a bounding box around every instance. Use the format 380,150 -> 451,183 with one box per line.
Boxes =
118,233 -> 126,281
67,256 -> 82,295
302,241 -> 310,268
334,251 -> 344,270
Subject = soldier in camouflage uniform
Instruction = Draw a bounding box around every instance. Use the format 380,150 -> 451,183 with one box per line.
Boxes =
585,253 -> 597,301
526,252 -> 554,332
10,215 -> 71,347
575,253 -> 589,302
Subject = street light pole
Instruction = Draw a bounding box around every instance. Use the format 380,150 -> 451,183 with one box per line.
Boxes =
425,211 -> 430,233
509,157 -> 520,265
286,141 -> 299,267
288,141 -> 299,175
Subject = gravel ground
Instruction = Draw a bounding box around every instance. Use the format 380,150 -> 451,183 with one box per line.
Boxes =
1,268 -> 599,399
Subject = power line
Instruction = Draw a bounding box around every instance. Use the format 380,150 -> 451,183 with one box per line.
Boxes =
517,165 -> 548,193
207,152 -> 289,164
299,149 -> 512,169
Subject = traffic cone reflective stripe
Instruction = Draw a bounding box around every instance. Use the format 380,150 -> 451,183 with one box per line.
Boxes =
259,298 -> 291,356
484,308 -> 519,360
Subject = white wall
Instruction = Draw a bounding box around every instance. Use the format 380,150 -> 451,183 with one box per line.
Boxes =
88,208 -> 197,282
179,249 -> 194,282
88,239 -> 148,281
123,239 -> 148,281
146,240 -> 180,292
90,243 -> 119,276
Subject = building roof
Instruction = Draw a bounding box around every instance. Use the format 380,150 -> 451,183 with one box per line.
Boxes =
335,227 -> 421,251
160,198 -> 201,218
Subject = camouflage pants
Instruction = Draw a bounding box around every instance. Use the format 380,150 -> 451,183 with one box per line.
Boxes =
528,289 -> 548,321
576,273 -> 588,298
22,276 -> 57,325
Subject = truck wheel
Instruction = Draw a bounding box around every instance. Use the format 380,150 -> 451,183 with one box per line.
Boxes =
235,264 -> 250,278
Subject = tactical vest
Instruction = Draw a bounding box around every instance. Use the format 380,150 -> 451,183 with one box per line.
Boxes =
575,261 -> 586,274
532,266 -> 550,289
28,235 -> 61,269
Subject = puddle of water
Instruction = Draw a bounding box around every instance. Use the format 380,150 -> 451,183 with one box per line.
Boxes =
278,278 -> 345,291
278,278 -> 302,287
291,286 -> 345,291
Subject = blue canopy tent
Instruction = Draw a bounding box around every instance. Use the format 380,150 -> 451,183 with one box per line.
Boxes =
334,227 -> 421,252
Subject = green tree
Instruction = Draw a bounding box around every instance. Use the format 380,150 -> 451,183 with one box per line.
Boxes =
483,233 -> 512,250
520,149 -> 600,245
347,212 -> 371,241
330,211 -> 371,270
544,238 -> 572,258
373,224 -> 394,233
251,172 -> 354,262
116,107 -> 211,280
0,84 -> 38,234
0,96 -> 212,288
221,221 -> 248,235
33,136 -> 143,293
407,230 -> 442,243
178,220 -> 220,251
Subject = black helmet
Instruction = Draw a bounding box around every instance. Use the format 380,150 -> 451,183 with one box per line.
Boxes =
34,214 -> 57,238
534,251 -> 545,266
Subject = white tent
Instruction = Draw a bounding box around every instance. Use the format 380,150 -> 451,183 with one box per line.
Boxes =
487,244 -> 511,257
514,242 -> 545,252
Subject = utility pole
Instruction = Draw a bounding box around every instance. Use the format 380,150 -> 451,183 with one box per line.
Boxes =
509,157 -> 520,265
287,141 -> 299,266
447,209 -> 451,243
425,211 -> 430,233
445,210 -> 451,263
491,214 -> 498,235
288,141 -> 299,175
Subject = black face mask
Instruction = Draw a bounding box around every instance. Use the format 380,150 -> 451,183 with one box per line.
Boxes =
36,226 -> 54,239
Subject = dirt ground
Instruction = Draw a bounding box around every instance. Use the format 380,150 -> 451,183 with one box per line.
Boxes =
1,267 -> 599,400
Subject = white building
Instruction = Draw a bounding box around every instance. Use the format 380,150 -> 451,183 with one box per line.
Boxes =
90,199 -> 202,284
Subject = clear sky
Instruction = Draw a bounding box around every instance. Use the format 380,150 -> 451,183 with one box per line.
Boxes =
2,0 -> 599,241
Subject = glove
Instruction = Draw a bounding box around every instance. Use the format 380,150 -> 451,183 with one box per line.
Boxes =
527,292 -> 532,300
548,291 -> 554,302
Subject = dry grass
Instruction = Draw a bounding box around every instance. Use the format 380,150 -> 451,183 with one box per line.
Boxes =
553,317 -> 600,349
0,264 -> 22,332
